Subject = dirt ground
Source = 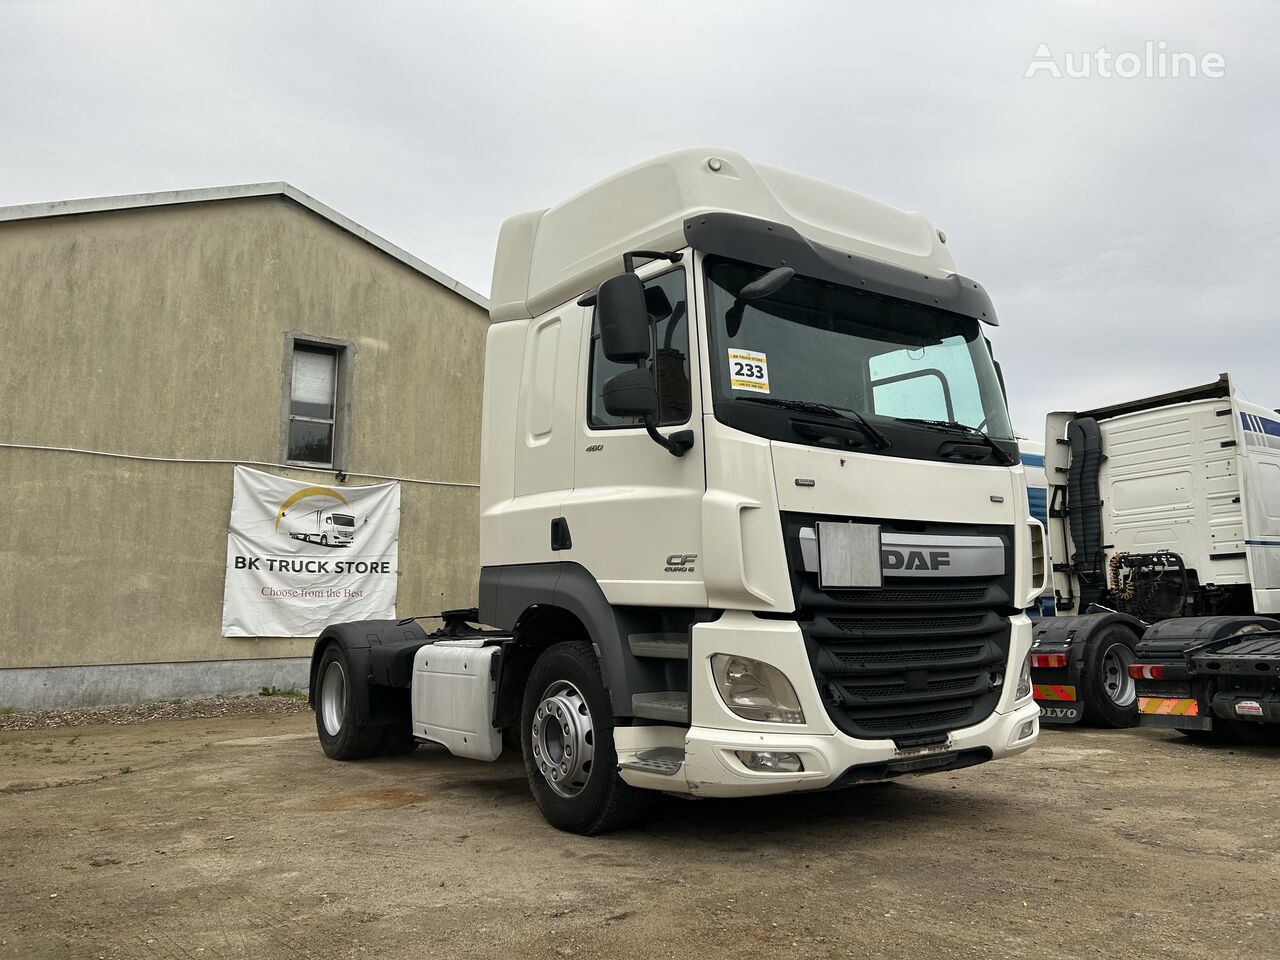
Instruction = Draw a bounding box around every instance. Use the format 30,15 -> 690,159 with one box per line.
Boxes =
1,710 -> 1276,960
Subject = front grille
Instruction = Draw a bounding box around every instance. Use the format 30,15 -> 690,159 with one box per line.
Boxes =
826,586 -> 988,606
783,512 -> 1015,745
859,707 -> 970,731
829,614 -> 985,633
854,676 -> 980,699
834,646 -> 982,667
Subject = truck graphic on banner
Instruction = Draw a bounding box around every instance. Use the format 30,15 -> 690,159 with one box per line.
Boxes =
287,508 -> 356,548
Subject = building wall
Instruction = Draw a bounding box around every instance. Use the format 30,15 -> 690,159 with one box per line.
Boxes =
0,197 -> 487,704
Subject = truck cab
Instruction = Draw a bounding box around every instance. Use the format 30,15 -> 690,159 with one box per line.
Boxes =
479,149 -> 1043,822
1031,373 -> 1280,734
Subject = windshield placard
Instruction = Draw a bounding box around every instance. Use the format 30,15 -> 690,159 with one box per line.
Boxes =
728,349 -> 770,393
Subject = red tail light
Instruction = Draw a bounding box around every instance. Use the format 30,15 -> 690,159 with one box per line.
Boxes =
1030,653 -> 1068,669
1129,664 -> 1166,680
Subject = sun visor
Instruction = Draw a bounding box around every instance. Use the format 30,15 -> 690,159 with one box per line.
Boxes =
684,212 -> 998,326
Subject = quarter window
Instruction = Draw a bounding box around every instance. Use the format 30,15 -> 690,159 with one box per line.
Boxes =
588,269 -> 692,429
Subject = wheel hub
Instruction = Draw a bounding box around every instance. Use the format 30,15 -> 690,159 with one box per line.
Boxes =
320,660 -> 346,736
531,680 -> 595,798
1101,642 -> 1137,707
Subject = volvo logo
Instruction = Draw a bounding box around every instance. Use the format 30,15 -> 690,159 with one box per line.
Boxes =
882,549 -> 951,572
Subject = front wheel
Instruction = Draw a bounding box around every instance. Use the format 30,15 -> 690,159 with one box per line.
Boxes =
1081,625 -> 1139,728
521,641 -> 651,834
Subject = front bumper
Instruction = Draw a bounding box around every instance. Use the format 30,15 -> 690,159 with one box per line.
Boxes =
617,610 -> 1040,797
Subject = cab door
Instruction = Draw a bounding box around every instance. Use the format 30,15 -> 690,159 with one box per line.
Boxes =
564,262 -> 708,608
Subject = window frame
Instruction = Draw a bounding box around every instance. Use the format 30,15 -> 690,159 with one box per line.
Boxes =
281,333 -> 355,470
585,265 -> 693,432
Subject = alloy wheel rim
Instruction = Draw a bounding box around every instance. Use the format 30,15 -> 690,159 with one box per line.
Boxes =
1101,642 -> 1137,707
531,680 -> 595,798
321,660 -> 346,736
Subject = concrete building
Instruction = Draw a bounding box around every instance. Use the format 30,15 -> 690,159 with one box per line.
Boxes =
0,184 -> 489,709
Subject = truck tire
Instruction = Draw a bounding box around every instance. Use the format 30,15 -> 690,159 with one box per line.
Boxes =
520,641 -> 652,835
314,642 -> 387,760
1081,624 -> 1139,728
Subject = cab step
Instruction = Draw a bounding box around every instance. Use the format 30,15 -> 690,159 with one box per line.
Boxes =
618,747 -> 685,777
627,633 -> 689,659
631,691 -> 688,722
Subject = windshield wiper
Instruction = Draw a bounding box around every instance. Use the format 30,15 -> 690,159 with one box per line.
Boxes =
738,396 -> 891,450
898,418 -> 1015,465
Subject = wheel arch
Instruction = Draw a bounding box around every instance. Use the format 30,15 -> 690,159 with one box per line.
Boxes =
481,562 -> 691,721
307,619 -> 423,727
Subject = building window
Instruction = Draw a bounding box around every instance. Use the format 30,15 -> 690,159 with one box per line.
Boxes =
588,267 -> 691,429
285,338 -> 350,468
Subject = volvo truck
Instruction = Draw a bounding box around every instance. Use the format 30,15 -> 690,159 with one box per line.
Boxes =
308,149 -> 1046,833
1030,374 -> 1280,737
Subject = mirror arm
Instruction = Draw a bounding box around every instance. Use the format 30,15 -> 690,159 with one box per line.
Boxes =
644,415 -> 694,458
622,249 -> 683,273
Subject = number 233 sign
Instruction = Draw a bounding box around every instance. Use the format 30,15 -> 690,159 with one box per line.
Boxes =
727,349 -> 770,393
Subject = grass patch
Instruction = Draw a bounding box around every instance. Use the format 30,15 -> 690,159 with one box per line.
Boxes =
0,708 -> 13,717
118,766 -> 133,775
258,686 -> 306,699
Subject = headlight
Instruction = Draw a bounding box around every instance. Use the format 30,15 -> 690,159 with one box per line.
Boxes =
711,654 -> 805,724
1015,655 -> 1032,701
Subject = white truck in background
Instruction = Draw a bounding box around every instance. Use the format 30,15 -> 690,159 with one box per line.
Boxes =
1029,374 -> 1280,739
288,508 -> 355,547
308,149 -> 1046,833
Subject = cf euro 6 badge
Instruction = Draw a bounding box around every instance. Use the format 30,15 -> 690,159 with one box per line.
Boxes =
665,553 -> 697,573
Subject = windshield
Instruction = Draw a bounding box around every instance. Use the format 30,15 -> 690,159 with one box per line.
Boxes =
331,514 -> 355,527
704,257 -> 1014,442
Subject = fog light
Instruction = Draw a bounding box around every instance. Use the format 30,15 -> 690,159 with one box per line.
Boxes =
1009,717 -> 1037,745
711,654 -> 805,723
736,750 -> 804,773
1015,656 -> 1032,701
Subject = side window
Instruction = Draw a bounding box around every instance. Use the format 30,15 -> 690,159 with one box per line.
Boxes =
587,268 -> 691,429
284,337 -> 352,468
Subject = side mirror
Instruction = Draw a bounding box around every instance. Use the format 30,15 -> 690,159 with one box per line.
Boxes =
597,273 -> 651,362
602,367 -> 657,419
738,266 -> 794,301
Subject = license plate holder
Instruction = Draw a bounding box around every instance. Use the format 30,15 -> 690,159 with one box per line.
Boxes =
817,521 -> 882,588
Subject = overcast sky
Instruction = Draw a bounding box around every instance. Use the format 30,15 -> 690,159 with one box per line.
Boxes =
3,0 -> 1276,430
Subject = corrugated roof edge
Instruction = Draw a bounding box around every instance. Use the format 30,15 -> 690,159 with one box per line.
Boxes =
0,182 -> 489,311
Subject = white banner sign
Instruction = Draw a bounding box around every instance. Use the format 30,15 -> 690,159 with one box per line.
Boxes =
222,466 -> 400,637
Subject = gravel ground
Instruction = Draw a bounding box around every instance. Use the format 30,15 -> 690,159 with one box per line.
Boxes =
0,694 -> 311,731
1,715 -> 1277,960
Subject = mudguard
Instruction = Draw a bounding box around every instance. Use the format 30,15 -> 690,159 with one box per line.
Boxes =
308,619 -> 430,728
1030,611 -> 1143,724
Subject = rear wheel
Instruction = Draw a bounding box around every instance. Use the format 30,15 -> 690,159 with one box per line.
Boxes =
1081,625 -> 1139,728
314,643 -> 387,760
521,641 -> 651,834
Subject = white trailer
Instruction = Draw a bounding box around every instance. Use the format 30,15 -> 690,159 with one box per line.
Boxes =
308,149 -> 1045,833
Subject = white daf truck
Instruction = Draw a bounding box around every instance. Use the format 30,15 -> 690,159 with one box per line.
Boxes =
308,149 -> 1046,833
1030,374 -> 1280,739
